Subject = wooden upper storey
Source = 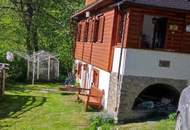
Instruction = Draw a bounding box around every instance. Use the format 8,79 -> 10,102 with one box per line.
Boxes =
74,2 -> 190,72
75,9 -> 116,71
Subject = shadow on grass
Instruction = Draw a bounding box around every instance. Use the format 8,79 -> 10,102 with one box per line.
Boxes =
61,92 -> 76,96
0,94 -> 46,119
121,111 -> 174,124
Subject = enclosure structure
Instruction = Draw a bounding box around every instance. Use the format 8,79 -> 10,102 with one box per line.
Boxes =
0,63 -> 9,97
27,51 -> 59,83
72,0 -> 190,123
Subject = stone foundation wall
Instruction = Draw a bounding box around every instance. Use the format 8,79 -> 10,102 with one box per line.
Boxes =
107,73 -> 119,113
107,73 -> 188,123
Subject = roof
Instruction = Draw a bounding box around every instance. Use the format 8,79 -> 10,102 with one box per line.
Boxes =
72,0 -> 190,19
126,0 -> 190,11
71,0 -> 112,19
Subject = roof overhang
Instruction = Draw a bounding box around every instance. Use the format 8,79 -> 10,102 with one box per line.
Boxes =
71,0 -> 113,20
71,0 -> 190,21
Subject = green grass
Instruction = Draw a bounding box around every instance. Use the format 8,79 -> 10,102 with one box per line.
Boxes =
0,83 -> 90,130
0,83 -> 176,130
116,115 -> 176,130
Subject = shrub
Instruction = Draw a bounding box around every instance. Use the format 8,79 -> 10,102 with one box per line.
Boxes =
88,112 -> 114,130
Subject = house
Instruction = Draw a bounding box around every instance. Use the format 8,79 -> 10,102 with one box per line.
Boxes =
72,0 -> 190,123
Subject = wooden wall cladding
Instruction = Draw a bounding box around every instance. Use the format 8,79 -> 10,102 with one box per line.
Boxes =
91,10 -> 115,71
127,9 -> 143,48
74,9 -> 116,71
181,15 -> 190,53
165,16 -> 184,51
126,7 -> 190,53
83,43 -> 92,63
74,42 -> 83,60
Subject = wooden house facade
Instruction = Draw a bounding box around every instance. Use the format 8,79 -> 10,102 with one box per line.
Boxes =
72,0 -> 190,122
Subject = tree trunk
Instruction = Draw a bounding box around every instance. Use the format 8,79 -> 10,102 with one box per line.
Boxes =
25,0 -> 38,52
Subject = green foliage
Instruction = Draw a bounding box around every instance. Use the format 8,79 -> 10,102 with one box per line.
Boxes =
0,0 -> 84,82
168,113 -> 176,121
0,83 -> 90,130
88,113 -> 114,130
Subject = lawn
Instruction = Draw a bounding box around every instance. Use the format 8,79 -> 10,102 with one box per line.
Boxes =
0,83 -> 176,130
0,84 -> 90,130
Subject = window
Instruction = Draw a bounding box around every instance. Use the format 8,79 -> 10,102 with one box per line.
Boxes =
97,16 -> 105,42
83,21 -> 89,42
77,63 -> 82,78
77,23 -> 82,42
88,20 -> 94,42
93,19 -> 99,42
93,16 -> 105,43
141,15 -> 167,49
92,69 -> 99,88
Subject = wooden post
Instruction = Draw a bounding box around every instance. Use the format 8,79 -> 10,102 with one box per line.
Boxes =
48,56 -> 50,81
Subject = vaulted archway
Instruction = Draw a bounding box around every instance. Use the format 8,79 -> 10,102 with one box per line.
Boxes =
132,84 -> 180,112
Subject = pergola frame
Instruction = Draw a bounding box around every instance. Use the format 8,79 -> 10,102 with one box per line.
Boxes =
25,50 -> 59,85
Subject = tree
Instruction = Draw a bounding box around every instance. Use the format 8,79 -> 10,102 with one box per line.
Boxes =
0,0 -> 84,81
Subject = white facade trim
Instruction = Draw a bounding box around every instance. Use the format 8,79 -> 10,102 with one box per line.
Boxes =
75,59 -> 111,109
112,48 -> 190,82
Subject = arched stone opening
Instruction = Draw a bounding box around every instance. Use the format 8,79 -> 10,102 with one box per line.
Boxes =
132,84 -> 180,113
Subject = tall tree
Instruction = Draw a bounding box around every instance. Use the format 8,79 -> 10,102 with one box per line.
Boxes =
0,0 -> 84,81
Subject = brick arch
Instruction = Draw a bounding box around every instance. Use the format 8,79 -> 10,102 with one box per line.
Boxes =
116,76 -> 187,123
132,83 -> 180,110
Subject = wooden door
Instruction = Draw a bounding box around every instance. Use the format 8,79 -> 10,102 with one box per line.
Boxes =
93,69 -> 99,88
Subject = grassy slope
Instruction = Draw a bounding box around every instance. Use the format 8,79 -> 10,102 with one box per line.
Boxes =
0,84 -> 90,130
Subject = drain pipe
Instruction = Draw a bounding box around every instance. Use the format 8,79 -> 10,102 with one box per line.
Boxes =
114,2 -> 128,123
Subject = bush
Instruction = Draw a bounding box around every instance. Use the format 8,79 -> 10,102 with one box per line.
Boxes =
168,113 -> 176,121
88,112 -> 114,130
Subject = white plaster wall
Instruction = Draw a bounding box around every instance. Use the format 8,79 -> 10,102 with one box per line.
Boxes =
112,48 -> 127,75
96,68 -> 111,109
75,60 -> 111,109
75,60 -> 83,87
112,48 -> 190,81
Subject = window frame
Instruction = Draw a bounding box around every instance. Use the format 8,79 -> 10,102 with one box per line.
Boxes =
77,23 -> 82,42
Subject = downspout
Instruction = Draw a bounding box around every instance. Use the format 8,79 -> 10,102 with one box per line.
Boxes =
115,2 -> 128,123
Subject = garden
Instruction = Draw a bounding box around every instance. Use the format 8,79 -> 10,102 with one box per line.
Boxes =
0,0 -> 177,130
0,83 -> 175,130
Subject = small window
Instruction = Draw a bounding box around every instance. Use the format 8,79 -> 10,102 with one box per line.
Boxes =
93,19 -> 99,42
77,23 -> 82,42
88,20 -> 93,42
83,21 -> 89,42
97,16 -> 105,42
93,16 -> 105,43
141,15 -> 167,49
